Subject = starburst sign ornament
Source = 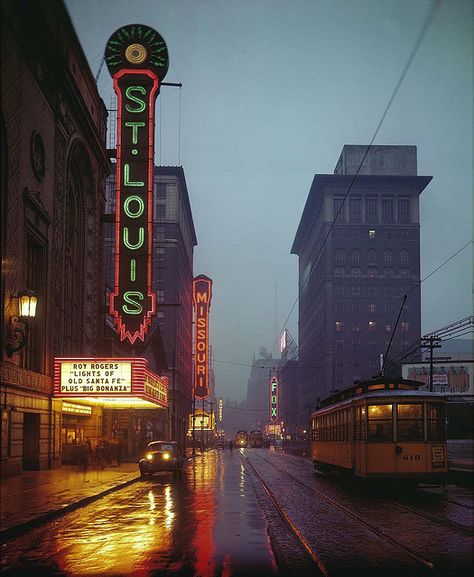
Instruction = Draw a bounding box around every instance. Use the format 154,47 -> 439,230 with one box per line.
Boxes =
105,25 -> 168,344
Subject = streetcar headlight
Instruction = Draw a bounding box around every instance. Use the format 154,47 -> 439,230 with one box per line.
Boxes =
162,452 -> 171,460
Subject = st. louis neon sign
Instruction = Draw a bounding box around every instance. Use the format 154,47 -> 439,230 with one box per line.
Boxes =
270,376 -> 278,421
193,275 -> 212,399
105,25 -> 169,344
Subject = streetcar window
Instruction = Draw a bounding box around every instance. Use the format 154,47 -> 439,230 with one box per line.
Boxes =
427,404 -> 446,441
367,404 -> 393,441
368,384 -> 385,391
397,404 -> 423,441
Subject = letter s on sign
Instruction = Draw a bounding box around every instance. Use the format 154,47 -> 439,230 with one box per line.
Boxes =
123,291 -> 144,314
125,86 -> 146,113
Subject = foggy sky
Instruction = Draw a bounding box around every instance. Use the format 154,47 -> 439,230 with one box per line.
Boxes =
65,0 -> 473,402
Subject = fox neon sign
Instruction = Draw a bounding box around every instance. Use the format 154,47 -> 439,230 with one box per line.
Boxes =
105,25 -> 168,344
193,275 -> 213,399
270,376 -> 278,421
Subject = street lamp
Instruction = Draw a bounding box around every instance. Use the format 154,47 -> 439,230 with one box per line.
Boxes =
6,290 -> 38,357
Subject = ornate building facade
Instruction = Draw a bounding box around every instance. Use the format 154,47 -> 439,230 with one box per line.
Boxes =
1,0 -> 109,476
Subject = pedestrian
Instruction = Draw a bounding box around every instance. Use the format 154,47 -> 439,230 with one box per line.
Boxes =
79,442 -> 89,472
228,439 -> 233,452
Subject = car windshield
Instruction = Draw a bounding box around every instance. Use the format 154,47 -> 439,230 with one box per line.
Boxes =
149,443 -> 174,452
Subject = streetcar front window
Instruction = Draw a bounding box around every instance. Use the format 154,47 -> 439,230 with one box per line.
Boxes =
367,404 -> 393,441
427,404 -> 446,441
397,404 -> 423,441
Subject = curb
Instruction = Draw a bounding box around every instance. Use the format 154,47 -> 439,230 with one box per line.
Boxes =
0,476 -> 141,544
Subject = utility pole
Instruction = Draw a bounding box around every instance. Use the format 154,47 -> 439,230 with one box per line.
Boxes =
421,335 -> 441,392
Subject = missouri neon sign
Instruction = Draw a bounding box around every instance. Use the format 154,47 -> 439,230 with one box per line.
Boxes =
270,376 -> 278,421
105,25 -> 169,344
193,275 -> 212,399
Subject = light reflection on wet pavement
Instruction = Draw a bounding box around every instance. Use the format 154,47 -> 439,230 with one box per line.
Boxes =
1,450 -> 277,577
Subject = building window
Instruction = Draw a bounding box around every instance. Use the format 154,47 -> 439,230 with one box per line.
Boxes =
368,286 -> 377,296
383,250 -> 393,266
352,285 -> 361,296
398,197 -> 410,223
368,229 -> 376,239
334,227 -> 344,238
401,321 -> 409,333
385,324 -> 392,332
368,268 -> 377,278
333,198 -> 345,222
351,249 -> 361,265
25,235 -> 45,372
367,249 -> 377,263
156,289 -> 165,303
366,197 -> 377,222
349,198 -> 361,222
382,198 -> 394,223
368,321 -> 376,332
368,304 -> 376,313
353,323 -> 361,332
335,321 -> 344,332
334,267 -> 345,277
351,267 -> 361,277
335,249 -> 345,265
400,250 -> 410,267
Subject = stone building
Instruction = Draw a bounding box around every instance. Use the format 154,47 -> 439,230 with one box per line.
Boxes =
291,145 -> 432,428
1,0 -> 109,476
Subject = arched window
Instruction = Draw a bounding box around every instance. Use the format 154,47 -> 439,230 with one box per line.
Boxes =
383,250 -> 393,266
351,249 -> 361,265
367,249 -> 377,263
400,250 -> 410,267
64,145 -> 88,355
335,249 -> 345,266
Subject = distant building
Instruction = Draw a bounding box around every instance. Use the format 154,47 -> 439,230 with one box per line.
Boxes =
246,351 -> 280,430
291,145 -> 432,427
278,330 -> 299,438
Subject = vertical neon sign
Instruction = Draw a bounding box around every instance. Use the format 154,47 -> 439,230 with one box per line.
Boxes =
105,25 -> 169,344
270,376 -> 278,421
193,275 -> 212,399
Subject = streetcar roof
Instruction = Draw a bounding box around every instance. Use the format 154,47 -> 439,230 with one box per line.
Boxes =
311,389 -> 447,416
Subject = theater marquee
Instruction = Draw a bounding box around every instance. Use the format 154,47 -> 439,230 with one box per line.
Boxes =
105,24 -> 169,344
54,358 -> 168,408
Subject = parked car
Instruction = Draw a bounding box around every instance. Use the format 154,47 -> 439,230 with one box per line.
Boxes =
139,441 -> 185,479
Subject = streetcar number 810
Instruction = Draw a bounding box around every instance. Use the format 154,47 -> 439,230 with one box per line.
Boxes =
402,454 -> 420,461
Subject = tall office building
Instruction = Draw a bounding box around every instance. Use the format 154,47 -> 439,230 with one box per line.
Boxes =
291,145 -> 432,427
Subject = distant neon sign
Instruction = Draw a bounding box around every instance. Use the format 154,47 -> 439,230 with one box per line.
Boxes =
270,376 -> 278,421
193,275 -> 212,399
105,25 -> 169,344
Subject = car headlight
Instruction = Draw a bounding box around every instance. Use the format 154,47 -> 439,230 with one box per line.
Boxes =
146,453 -> 153,461
162,452 -> 171,460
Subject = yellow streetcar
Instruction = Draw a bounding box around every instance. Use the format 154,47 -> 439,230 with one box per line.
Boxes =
310,378 -> 447,486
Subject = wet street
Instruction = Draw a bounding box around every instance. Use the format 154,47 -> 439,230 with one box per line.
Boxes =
1,448 -> 473,577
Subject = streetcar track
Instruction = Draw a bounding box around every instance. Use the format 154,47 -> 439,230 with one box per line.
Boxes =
240,451 -> 329,577
386,499 -> 474,536
248,450 -> 436,572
